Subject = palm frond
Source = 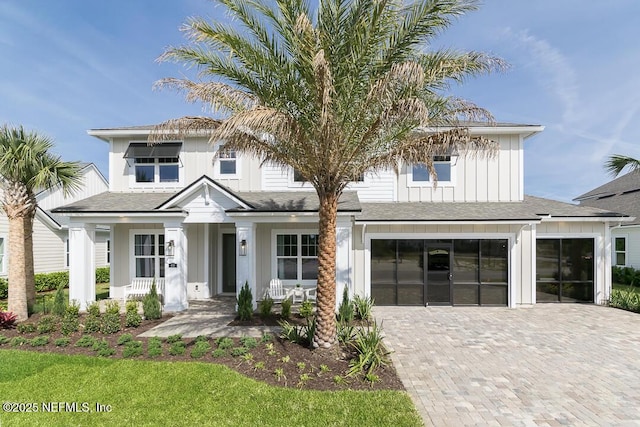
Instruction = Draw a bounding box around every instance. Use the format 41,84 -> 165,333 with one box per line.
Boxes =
605,155 -> 640,177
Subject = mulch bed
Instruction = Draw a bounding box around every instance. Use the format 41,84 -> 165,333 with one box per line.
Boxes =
0,313 -> 404,392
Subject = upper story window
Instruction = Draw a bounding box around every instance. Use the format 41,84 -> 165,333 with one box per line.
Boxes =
213,144 -> 240,179
409,155 -> 455,186
218,146 -> 237,175
124,142 -> 182,186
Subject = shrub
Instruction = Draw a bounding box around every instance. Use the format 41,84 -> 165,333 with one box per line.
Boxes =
347,321 -> 391,376
259,297 -> 274,318
100,313 -> 121,334
117,333 -> 134,346
87,301 -> 101,317
125,301 -> 142,328
55,337 -> 71,347
610,287 -> 640,313
169,341 -> 186,356
104,300 -> 120,315
215,337 -> 233,350
336,321 -> 356,344
16,323 -> 36,334
52,285 -> 67,317
30,336 -> 49,347
37,315 -> 58,334
280,297 -> 292,320
239,336 -> 257,349
61,302 -> 80,335
93,338 -> 115,357
166,334 -> 183,344
0,309 -> 17,329
194,335 -> 209,343
279,316 -> 316,347
353,295 -> 374,321
34,271 -> 69,293
95,267 -> 110,284
190,340 -> 212,359
230,346 -> 248,357
75,335 -> 97,348
0,334 -> 9,345
337,287 -> 354,323
299,300 -> 314,319
142,282 -> 162,320
11,337 -> 28,346
147,337 -> 163,357
84,314 -> 101,333
122,341 -> 144,358
0,277 -> 8,299
237,281 -> 253,321
212,348 -> 226,358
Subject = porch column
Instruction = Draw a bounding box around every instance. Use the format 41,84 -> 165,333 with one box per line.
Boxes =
164,222 -> 188,312
236,221 -> 257,309
69,223 -> 95,311
335,220 -> 353,309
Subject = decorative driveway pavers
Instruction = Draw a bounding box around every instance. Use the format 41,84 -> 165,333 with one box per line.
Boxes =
374,304 -> 640,426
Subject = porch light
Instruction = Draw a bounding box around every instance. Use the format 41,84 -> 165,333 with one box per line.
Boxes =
240,239 -> 247,256
166,240 -> 175,257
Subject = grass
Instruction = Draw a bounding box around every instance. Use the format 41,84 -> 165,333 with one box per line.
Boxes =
0,350 -> 421,427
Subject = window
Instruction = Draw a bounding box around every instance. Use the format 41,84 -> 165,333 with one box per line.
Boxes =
276,233 -> 319,281
134,157 -> 179,183
218,146 -> 237,175
614,237 -> 626,266
65,238 -> 70,268
410,156 -> 453,184
536,238 -> 594,303
0,237 -> 5,273
106,239 -> 111,264
133,233 -> 165,278
124,142 -> 182,185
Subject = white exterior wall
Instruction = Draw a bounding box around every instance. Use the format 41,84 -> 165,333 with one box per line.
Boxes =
611,226 -> 640,269
37,164 -> 108,210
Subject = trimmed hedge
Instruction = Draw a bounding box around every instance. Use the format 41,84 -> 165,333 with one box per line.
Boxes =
0,267 -> 110,299
96,267 -> 110,284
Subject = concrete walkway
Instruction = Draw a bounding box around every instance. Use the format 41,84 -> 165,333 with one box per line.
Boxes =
374,304 -> 640,426
138,298 -> 280,338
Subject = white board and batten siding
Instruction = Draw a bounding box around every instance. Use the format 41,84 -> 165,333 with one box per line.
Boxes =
611,226 -> 640,269
37,164 -> 108,210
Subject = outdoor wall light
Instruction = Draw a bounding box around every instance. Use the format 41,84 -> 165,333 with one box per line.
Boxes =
240,239 -> 247,256
166,240 -> 175,257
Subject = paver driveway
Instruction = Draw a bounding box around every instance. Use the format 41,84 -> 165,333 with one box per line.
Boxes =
374,304 -> 640,426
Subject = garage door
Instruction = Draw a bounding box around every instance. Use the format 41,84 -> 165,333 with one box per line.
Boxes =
536,238 -> 594,303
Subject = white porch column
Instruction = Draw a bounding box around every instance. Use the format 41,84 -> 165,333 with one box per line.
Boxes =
164,223 -> 188,312
236,221 -> 257,309
602,222 -> 612,305
335,220 -> 353,309
69,223 -> 95,311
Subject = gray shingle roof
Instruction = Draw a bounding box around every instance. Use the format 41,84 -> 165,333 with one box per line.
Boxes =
574,171 -> 640,225
233,191 -> 361,212
51,192 -> 179,213
357,195 -> 625,222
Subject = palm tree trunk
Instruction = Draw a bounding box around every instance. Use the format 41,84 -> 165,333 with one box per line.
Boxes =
312,192 -> 338,348
7,214 -> 34,321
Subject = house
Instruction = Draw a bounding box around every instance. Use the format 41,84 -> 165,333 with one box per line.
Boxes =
0,163 -> 110,278
574,170 -> 640,269
52,122 -> 629,310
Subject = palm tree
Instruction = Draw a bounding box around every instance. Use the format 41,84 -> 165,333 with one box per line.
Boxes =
0,125 -> 82,321
155,0 -> 504,348
605,154 -> 640,177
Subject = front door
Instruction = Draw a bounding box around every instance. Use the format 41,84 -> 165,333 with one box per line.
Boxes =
221,233 -> 236,294
426,243 -> 452,305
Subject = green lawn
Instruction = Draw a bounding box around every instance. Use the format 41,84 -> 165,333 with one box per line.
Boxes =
0,350 -> 421,427
21,283 -> 110,314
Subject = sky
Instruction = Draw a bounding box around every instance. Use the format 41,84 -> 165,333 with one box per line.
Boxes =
1,0 -> 639,202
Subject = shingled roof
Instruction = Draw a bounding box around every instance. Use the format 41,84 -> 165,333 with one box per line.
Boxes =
575,171 -> 640,225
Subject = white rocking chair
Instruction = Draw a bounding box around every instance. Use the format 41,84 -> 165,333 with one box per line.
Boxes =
265,279 -> 288,303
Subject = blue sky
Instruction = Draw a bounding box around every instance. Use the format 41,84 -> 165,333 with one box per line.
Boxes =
1,1 -> 639,202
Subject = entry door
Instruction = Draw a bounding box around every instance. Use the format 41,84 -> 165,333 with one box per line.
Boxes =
426,243 -> 452,305
221,234 -> 236,294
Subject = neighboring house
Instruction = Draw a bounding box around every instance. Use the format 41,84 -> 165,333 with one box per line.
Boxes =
574,170 -> 640,269
53,122 -> 629,311
0,163 -> 110,278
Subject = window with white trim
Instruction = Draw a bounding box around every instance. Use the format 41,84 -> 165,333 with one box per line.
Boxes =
133,233 -> 165,278
218,146 -> 237,175
124,142 -> 182,185
276,233 -> 319,281
409,155 -> 455,185
0,237 -> 5,273
614,236 -> 627,266
65,238 -> 70,268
